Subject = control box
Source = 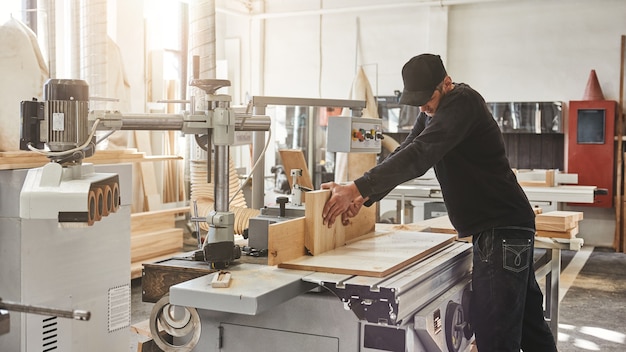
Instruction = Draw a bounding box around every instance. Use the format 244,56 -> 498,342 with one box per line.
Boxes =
326,116 -> 383,153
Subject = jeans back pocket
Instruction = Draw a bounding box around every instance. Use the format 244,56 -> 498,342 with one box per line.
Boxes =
502,238 -> 531,273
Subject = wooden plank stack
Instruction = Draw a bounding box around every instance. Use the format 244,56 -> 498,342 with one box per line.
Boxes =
0,149 -> 181,170
536,211 -> 584,239
130,206 -> 188,279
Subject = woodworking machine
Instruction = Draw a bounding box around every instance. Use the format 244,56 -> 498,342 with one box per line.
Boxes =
145,236 -> 475,352
142,104 -> 478,352
1,76 -> 270,352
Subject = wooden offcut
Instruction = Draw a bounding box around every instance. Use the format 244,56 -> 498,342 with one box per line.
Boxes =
211,271 -> 232,288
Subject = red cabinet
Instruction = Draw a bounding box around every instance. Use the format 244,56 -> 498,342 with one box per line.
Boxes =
567,100 -> 617,207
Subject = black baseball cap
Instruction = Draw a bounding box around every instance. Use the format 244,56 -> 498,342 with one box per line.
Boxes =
399,54 -> 447,106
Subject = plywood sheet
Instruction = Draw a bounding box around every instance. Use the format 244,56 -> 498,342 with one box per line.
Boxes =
279,231 -> 456,277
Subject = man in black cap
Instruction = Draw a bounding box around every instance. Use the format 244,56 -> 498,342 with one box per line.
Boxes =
321,54 -> 558,351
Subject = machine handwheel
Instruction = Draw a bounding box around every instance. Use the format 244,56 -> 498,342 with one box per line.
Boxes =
194,134 -> 210,151
461,286 -> 473,340
445,301 -> 465,352
149,294 -> 201,352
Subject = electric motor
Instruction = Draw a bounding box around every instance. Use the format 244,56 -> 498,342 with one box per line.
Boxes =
20,79 -> 90,156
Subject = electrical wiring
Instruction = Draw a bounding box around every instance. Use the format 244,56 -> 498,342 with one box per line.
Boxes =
27,118 -> 102,157
228,126 -> 272,206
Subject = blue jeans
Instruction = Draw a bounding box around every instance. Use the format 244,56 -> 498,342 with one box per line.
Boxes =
471,223 -> 557,352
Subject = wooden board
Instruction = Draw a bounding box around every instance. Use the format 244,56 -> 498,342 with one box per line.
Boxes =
536,225 -> 579,239
304,190 -> 343,255
131,206 -> 188,235
134,131 -> 161,211
278,149 -> 314,190
131,228 -> 183,262
278,231 -> 456,277
267,217 -> 306,266
536,219 -> 577,232
304,190 -> 375,255
536,211 -> 583,232
0,149 -> 180,170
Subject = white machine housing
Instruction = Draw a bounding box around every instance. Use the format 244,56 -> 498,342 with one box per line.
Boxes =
0,164 -> 132,352
20,162 -> 118,222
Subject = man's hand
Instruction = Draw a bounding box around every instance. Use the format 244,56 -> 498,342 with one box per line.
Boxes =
340,196 -> 365,225
321,182 -> 361,227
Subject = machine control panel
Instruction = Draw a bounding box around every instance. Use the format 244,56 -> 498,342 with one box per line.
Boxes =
326,116 -> 383,153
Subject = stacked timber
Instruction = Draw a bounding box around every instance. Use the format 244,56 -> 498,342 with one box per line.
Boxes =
0,149 -> 181,170
130,207 -> 188,279
535,211 -> 584,239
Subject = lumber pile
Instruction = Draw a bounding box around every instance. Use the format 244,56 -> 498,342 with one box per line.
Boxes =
536,211 -> 584,239
0,149 -> 181,170
130,206 -> 188,279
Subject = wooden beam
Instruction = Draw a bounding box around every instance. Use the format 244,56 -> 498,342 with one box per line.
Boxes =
267,217 -> 306,266
616,35 -> 626,252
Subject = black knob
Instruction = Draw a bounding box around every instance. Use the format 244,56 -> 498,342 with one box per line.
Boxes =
276,196 -> 289,217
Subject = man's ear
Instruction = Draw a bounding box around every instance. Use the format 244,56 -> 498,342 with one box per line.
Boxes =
443,76 -> 453,91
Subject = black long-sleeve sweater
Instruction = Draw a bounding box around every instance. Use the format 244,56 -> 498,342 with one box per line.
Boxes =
353,83 -> 535,237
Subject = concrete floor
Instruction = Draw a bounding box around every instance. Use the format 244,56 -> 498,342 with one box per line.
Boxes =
129,246 -> 626,352
557,247 -> 626,351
